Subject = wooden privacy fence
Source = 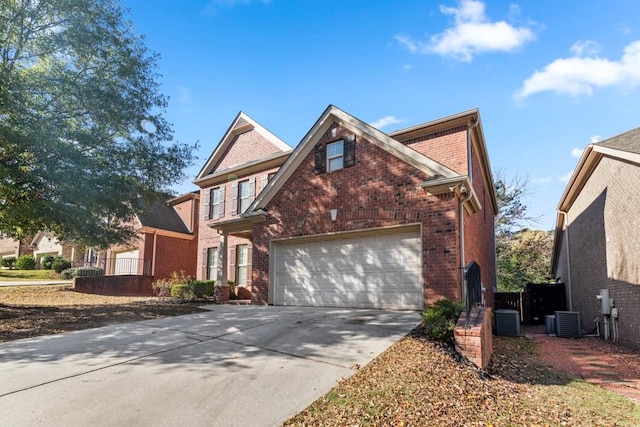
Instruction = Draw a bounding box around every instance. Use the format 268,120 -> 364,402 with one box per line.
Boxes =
494,283 -> 566,324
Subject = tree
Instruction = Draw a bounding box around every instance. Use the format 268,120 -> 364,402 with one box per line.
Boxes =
497,229 -> 553,292
494,170 -> 551,291
0,0 -> 196,248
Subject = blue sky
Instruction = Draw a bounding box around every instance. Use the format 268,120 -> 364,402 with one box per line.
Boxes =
124,0 -> 640,231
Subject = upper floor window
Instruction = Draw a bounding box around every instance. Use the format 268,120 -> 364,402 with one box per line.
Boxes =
231,177 -> 256,215
327,140 -> 344,172
204,185 -> 225,220
210,187 -> 224,219
314,135 -> 356,174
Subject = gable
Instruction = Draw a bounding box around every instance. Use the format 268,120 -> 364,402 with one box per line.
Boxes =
195,112 -> 291,182
249,105 -> 458,213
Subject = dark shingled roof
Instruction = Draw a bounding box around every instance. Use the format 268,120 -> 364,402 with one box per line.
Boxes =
136,198 -> 190,234
598,127 -> 640,155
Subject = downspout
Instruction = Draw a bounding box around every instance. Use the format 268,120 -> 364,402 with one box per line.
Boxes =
151,230 -> 158,276
457,185 -> 473,302
558,210 -> 573,310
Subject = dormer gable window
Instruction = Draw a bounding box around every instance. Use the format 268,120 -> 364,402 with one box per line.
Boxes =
314,135 -> 355,174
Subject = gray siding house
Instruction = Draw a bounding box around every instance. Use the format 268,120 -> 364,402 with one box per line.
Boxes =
551,127 -> 640,349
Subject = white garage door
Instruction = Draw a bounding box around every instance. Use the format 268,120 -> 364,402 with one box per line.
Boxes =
113,249 -> 139,275
272,227 -> 423,309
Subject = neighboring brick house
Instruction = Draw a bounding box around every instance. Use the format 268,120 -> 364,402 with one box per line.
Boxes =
198,105 -> 497,310
551,127 -> 640,349
194,112 -> 293,290
100,192 -> 200,280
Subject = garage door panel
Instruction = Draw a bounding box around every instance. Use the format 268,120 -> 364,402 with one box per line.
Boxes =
273,229 -> 423,310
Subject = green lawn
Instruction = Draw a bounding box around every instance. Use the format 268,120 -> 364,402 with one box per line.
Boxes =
0,269 -> 61,281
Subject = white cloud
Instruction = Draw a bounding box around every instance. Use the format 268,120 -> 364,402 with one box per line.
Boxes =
395,0 -> 535,62
570,40 -> 601,56
532,176 -> 552,184
558,171 -> 573,182
403,63 -> 412,70
571,147 -> 584,157
590,135 -> 602,143
516,40 -> 640,99
371,116 -> 404,129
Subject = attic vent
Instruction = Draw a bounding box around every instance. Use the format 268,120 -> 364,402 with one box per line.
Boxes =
555,311 -> 581,338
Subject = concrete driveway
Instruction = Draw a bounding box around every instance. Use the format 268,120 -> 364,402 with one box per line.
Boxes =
0,305 -> 420,427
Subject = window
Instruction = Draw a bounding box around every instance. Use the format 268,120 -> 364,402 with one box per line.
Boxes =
314,136 -> 355,174
238,180 -> 252,213
236,244 -> 248,286
207,247 -> 218,280
209,187 -> 224,219
327,140 -> 344,172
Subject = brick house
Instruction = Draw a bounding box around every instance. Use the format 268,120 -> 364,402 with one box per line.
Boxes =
197,105 -> 497,310
30,232 -> 86,266
551,127 -> 640,348
100,192 -> 200,280
0,236 -> 33,260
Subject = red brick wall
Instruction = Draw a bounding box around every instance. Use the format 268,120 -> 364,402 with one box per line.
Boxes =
152,234 -> 197,280
398,126 -> 468,175
464,144 -> 496,309
455,307 -> 493,369
252,123 -> 463,305
217,129 -> 284,170
74,275 -> 154,296
172,198 -> 197,233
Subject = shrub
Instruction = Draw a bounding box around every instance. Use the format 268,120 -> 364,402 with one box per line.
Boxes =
52,257 -> 72,273
16,255 -> 36,270
170,284 -> 188,298
237,286 -> 252,299
152,271 -> 191,297
60,268 -> 77,280
76,266 -> 104,277
41,255 -> 56,270
1,256 -> 16,269
188,280 -> 215,298
421,298 -> 464,344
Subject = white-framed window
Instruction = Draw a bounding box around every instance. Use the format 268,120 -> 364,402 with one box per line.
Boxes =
238,180 -> 252,213
327,140 -> 344,172
207,247 -> 218,280
236,244 -> 248,286
210,187 -> 223,219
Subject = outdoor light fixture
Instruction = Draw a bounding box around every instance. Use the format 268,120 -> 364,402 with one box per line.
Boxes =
330,209 -> 338,221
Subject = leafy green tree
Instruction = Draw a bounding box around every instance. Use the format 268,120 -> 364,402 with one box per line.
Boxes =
494,170 -> 551,291
0,0 -> 196,248
497,229 -> 553,291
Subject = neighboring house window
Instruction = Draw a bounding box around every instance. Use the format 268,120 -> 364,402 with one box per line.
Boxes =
204,185 -> 225,220
209,187 -> 225,219
207,247 -> 218,280
231,178 -> 256,216
314,135 -> 355,174
236,244 -> 248,286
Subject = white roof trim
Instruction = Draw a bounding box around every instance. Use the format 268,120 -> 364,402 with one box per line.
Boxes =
195,112 -> 291,181
248,105 -> 458,213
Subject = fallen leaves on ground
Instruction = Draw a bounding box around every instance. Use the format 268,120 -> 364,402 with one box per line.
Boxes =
0,285 -> 207,342
286,326 -> 640,427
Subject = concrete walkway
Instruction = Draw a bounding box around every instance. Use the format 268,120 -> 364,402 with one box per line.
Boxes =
0,305 -> 420,426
